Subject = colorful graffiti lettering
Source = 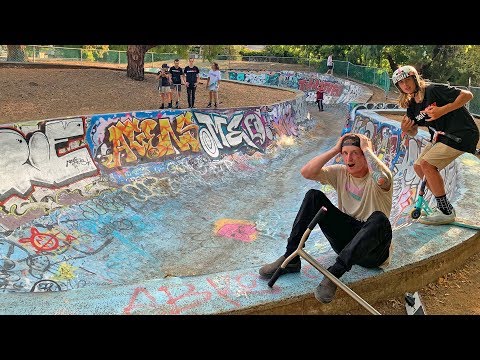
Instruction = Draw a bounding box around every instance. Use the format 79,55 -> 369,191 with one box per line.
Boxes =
195,109 -> 273,159
0,117 -> 98,202
94,113 -> 200,169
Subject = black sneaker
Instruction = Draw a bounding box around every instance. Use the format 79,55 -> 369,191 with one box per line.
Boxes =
206,103 -> 212,108
160,104 -> 164,109
259,256 -> 301,279
175,102 -> 179,109
214,103 -> 218,108
168,102 -> 172,109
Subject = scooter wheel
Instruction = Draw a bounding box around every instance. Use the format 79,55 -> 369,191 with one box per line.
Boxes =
410,208 -> 421,219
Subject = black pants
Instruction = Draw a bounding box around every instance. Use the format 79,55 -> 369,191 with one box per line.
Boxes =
187,86 -> 196,107
316,99 -> 323,111
284,189 -> 392,278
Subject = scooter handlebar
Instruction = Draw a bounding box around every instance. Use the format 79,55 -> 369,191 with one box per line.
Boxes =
308,206 -> 328,230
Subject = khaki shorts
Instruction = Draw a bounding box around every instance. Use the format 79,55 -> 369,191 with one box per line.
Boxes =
414,142 -> 464,170
159,86 -> 171,93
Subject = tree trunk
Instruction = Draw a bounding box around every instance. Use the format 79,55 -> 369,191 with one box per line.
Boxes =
7,45 -> 27,62
127,45 -> 155,81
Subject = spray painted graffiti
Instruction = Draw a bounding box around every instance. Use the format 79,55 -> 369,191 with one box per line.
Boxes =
123,270 -> 281,315
18,227 -> 76,253
214,219 -> 257,242
195,109 -> 273,159
226,69 -> 367,105
346,110 -> 458,228
0,118 -> 98,202
88,112 -> 200,169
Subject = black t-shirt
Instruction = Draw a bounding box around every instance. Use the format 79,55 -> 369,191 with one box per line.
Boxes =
184,66 -> 199,86
169,66 -> 183,84
407,84 -> 479,153
158,69 -> 170,87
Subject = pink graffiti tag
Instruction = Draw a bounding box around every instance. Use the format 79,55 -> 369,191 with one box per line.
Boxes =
214,219 -> 257,242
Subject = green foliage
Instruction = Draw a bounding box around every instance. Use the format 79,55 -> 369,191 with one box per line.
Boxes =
82,45 -> 109,62
201,45 -> 228,61
239,48 -> 265,56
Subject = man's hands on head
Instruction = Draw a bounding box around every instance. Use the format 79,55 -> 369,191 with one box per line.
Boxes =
334,133 -> 372,154
356,133 -> 373,153
333,133 -> 350,154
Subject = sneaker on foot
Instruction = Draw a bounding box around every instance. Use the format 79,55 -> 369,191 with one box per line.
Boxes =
259,255 -> 301,279
314,276 -> 338,303
206,103 -> 212,108
419,207 -> 456,225
160,104 -> 164,109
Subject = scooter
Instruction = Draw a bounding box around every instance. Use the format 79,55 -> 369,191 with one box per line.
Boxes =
267,207 -> 381,315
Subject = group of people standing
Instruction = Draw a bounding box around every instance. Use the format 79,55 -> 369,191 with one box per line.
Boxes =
156,57 -> 221,109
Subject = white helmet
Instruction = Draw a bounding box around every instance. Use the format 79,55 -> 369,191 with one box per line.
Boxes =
392,65 -> 420,93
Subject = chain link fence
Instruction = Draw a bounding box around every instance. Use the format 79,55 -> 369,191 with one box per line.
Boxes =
0,45 -> 178,67
2,45 -> 480,116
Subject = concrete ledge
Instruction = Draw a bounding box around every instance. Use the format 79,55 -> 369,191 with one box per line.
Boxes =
229,230 -> 480,315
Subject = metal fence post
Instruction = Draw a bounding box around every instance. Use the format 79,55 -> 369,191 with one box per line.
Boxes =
33,45 -> 36,63
118,51 -> 121,64
346,62 -> 350,78
80,49 -> 83,62
151,52 -> 154,67
467,77 -> 471,111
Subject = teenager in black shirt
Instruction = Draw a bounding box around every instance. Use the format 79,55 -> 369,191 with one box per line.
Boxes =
183,57 -> 200,108
169,59 -> 184,109
394,65 -> 479,225
157,63 -> 172,109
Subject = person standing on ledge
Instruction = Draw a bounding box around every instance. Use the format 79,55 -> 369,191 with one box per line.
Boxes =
183,57 -> 200,108
206,62 -> 221,108
259,133 -> 393,304
326,53 -> 334,75
394,65 -> 479,225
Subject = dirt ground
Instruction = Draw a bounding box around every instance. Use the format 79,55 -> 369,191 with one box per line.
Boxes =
1,61 -> 480,315
0,65 -> 294,124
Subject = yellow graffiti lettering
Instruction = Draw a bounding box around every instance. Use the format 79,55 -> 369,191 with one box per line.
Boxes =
101,114 -> 200,168
175,112 -> 200,152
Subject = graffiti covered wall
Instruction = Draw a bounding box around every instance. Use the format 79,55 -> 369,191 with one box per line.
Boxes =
0,91 -> 308,293
86,95 -> 307,170
147,67 -> 372,106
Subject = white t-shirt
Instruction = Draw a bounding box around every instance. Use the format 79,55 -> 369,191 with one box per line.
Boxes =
327,55 -> 333,66
208,70 -> 221,86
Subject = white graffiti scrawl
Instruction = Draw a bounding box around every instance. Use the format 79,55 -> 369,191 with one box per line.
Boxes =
195,110 -> 273,158
0,118 -> 98,202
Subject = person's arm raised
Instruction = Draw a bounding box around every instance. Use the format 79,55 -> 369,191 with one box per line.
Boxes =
357,133 -> 392,191
301,134 -> 347,181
